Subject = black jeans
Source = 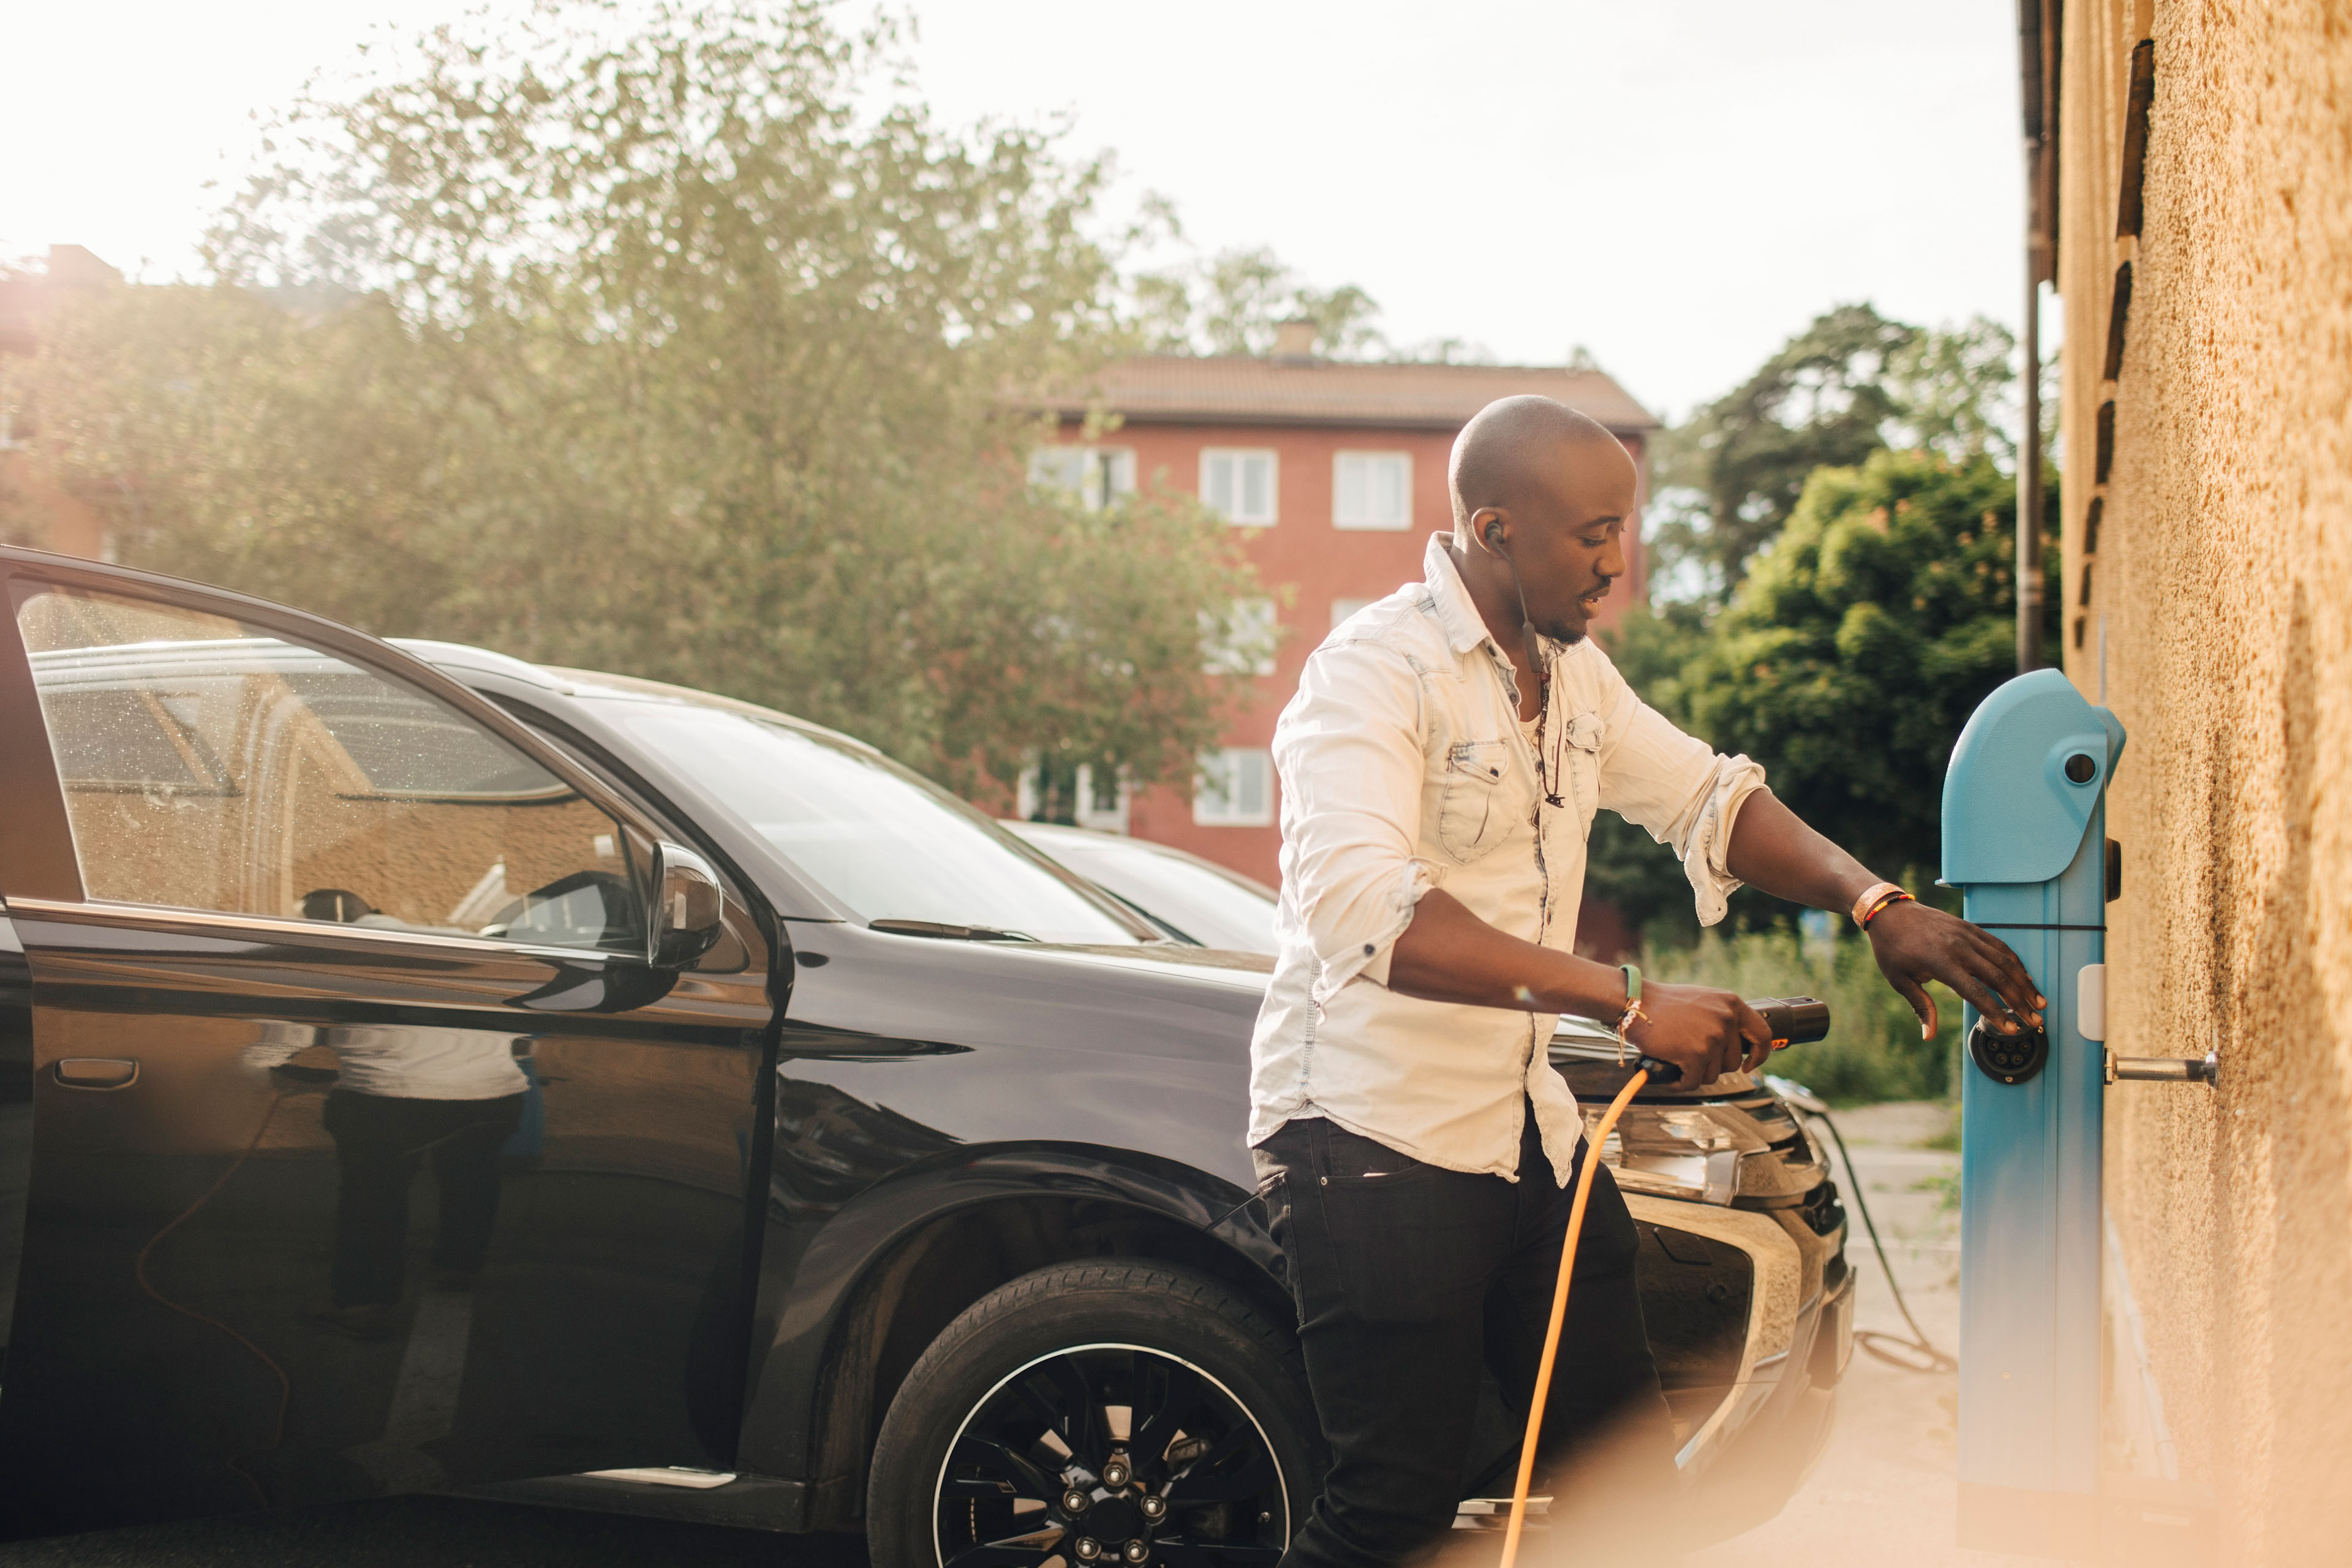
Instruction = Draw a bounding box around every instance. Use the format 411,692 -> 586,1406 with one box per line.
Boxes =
320,1091 -> 525,1306
1252,1105 -> 1679,1567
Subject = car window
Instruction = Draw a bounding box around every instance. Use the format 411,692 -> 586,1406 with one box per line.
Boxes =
1035,835 -> 1280,955
17,587 -> 644,952
592,701 -> 1149,945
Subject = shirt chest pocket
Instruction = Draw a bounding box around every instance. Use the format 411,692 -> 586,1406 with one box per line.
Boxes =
1561,709 -> 1605,826
1437,741 -> 1526,864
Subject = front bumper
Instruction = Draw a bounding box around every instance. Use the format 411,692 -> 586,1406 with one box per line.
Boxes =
1638,1193 -> 1853,1540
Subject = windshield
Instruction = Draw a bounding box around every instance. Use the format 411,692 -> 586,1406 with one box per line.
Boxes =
592,701 -> 1150,944
1022,832 -> 1280,956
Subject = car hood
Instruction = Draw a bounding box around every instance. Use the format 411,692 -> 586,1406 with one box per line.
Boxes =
1042,943 -> 1277,993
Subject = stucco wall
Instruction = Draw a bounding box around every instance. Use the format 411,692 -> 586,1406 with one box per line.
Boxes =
2061,1 -> 2352,1557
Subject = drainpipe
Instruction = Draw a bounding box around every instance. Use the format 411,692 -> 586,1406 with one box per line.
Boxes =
2016,0 -> 2054,673
2018,280 -> 2043,673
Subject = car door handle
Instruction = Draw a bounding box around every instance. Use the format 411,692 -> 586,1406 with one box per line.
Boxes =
54,1058 -> 139,1090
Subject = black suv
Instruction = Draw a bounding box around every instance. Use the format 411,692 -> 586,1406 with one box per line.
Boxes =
0,548 -> 1850,1559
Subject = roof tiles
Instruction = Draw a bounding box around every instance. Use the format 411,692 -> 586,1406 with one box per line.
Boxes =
1041,355 -> 1657,434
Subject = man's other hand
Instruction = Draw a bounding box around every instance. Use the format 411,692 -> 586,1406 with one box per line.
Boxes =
1634,983 -> 1773,1086
1865,900 -> 2045,1038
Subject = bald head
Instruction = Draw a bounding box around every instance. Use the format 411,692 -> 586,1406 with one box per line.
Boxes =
1448,396 -> 1627,538
1443,395 -> 1636,647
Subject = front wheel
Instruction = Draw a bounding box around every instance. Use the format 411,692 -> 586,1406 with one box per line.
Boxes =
867,1261 -> 1322,1568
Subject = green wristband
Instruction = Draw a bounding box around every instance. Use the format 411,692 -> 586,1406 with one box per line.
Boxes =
1621,962 -> 1642,1006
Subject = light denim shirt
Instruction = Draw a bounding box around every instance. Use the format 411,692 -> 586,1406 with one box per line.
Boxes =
1247,533 -> 1765,1184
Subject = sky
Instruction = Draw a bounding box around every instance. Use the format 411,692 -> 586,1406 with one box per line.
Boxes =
4,0 -> 2029,420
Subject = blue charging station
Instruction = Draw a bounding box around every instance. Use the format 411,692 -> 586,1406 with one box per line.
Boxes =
1942,669 -> 2126,1558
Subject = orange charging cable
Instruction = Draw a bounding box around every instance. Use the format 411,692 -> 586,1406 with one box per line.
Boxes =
1498,1066 -> 1651,1568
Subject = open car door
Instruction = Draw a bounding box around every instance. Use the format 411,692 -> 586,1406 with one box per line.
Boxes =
0,551 -> 778,1536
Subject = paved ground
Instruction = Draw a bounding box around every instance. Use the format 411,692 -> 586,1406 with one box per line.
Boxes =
0,1499 -> 862,1568
0,1102 -> 2028,1567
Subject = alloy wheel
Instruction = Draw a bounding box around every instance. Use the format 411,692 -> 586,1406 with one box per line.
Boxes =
932,1341 -> 1289,1567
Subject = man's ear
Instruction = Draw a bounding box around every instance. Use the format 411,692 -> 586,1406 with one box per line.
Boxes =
1473,508 -> 1510,556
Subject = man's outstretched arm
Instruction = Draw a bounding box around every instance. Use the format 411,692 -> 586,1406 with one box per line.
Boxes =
1387,789 -> 2048,1085
1722,790 -> 2044,1038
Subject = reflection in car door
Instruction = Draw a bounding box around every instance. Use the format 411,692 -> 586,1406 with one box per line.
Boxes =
0,559 -> 778,1536
0,905 -> 29,1398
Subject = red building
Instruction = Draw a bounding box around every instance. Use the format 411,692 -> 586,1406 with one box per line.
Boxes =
1033,329 -> 1659,896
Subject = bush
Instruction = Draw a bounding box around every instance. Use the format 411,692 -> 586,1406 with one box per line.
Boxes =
1640,928 -> 1962,1105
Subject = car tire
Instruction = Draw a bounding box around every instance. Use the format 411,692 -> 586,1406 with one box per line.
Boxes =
866,1261 -> 1322,1568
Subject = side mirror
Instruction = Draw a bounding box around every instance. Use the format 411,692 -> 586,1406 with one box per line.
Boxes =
650,842 -> 726,967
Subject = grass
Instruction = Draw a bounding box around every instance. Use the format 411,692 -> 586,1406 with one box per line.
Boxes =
1638,927 -> 1966,1106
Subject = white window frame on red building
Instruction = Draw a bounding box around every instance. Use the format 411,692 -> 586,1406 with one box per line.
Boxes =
1332,450 -> 1412,530
1029,445 -> 1136,511
1193,748 -> 1275,828
1199,448 -> 1278,526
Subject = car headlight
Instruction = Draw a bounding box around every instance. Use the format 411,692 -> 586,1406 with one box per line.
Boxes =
1582,1103 -> 1774,1205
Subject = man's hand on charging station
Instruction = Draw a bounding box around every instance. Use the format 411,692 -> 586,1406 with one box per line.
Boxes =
1632,982 -> 1773,1085
1721,786 -> 2045,1040
1863,898 -> 2045,1039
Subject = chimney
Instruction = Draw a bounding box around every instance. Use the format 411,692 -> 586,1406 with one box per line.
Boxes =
1272,317 -> 1317,363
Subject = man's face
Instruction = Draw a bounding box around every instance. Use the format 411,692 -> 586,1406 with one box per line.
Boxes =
1503,436 -> 1637,644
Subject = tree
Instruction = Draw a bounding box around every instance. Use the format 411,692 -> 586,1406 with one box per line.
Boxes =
1884,315 -> 2030,466
2,283 -> 470,631
1129,241 -> 1501,364
1662,448 -> 2062,888
1133,244 -> 1386,359
1648,307 -> 2049,601
2,0 -> 1262,803
1580,599 -> 1716,949
1649,304 -> 1917,596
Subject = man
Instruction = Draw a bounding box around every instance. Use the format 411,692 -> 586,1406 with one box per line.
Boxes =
1249,396 -> 2041,1566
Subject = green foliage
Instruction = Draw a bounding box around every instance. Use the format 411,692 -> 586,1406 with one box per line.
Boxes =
1128,243 -> 1493,364
2,284 -> 465,628
1668,450 -> 2061,886
1643,929 -> 1963,1105
1582,815 -> 1695,952
2,0 -> 1262,801
1649,307 -> 2045,600
1133,245 -> 1385,359
1886,315 -> 2030,466
1580,603 -> 1714,946
1650,304 -> 1918,594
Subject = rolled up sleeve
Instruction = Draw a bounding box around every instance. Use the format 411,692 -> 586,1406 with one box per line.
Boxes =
1273,640 -> 1443,1005
1591,656 -> 1768,927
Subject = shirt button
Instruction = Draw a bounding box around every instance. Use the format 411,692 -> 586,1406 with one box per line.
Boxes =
1320,1176 -> 1329,1186
1363,943 -> 1375,957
